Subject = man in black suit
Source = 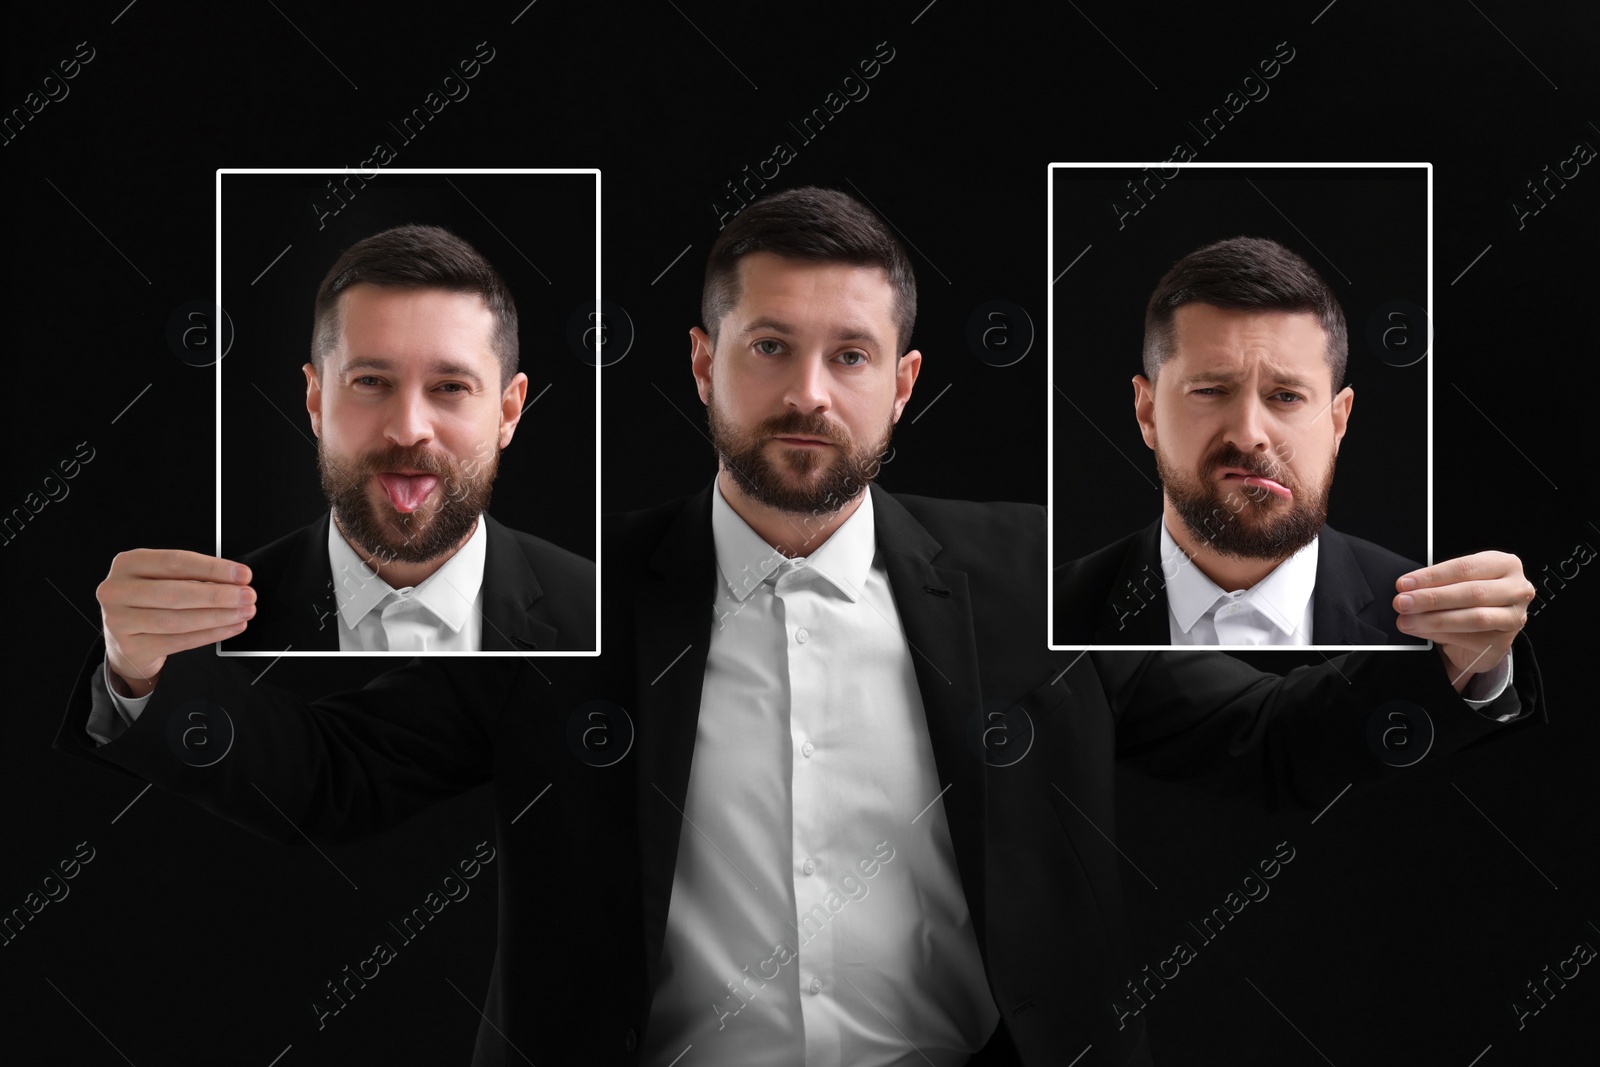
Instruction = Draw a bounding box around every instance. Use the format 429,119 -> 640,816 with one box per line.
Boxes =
68,190 -> 1540,1065
1054,236 -> 1434,647
227,223 -> 594,653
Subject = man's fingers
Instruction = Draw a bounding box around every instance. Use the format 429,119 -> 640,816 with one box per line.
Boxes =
148,619 -> 251,650
1396,606 -> 1524,636
1393,574 -> 1535,615
1394,551 -> 1529,684
112,548 -> 251,586
107,577 -> 257,612
1398,550 -> 1521,592
104,602 -> 256,636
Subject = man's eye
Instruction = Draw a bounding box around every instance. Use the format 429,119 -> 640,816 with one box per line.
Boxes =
436,382 -> 469,394
1192,387 -> 1222,396
835,350 -> 868,367
1271,391 -> 1304,404
353,375 -> 385,388
753,339 -> 785,356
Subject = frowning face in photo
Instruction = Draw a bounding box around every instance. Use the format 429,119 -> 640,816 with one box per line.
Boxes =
1134,303 -> 1352,561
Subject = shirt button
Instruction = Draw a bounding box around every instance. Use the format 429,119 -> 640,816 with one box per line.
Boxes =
801,741 -> 815,758
796,627 -> 809,644
808,977 -> 822,994
802,858 -> 816,875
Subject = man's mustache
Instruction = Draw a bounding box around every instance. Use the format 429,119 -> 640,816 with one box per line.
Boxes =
353,445 -> 453,477
756,413 -> 849,445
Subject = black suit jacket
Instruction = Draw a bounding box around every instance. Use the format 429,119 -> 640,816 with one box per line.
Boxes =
1054,521 -> 1427,646
57,485 -> 1543,1066
221,511 -> 596,652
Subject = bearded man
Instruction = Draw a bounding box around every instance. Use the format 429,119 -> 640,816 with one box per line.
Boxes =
1054,236 -> 1438,647
224,224 -> 595,652
72,191 -> 1539,1065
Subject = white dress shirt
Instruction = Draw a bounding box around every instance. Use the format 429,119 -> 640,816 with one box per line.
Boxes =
641,483 -> 998,1066
327,512 -> 486,652
1162,521 -> 1317,645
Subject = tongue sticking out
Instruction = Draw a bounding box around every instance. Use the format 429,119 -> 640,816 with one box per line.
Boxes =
376,473 -> 439,514
1241,475 -> 1292,500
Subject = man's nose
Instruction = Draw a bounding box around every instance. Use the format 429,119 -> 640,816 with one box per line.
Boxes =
783,354 -> 830,413
1222,393 -> 1273,454
383,387 -> 435,446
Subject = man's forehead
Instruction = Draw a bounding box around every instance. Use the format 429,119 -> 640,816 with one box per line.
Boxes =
1168,304 -> 1330,384
328,286 -> 499,380
725,253 -> 896,341
335,286 -> 495,346
733,254 -> 892,308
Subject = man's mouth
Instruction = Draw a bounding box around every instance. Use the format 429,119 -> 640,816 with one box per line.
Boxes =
375,471 -> 440,513
1216,466 -> 1292,500
771,435 -> 834,448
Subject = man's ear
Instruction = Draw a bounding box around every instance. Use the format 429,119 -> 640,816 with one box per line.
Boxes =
690,327 -> 714,405
1132,374 -> 1157,450
497,372 -> 529,450
1329,384 -> 1354,454
303,363 -> 323,438
890,349 -> 923,423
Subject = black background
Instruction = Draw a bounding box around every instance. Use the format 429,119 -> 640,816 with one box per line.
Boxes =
1049,166 -> 1429,574
6,2 -> 1596,1065
219,170 -> 599,565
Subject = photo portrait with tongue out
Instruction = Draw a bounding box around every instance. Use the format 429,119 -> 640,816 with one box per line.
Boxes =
221,221 -> 596,653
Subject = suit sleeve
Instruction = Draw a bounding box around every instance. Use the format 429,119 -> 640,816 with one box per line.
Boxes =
55,640 -> 516,845
1094,631 -> 1546,811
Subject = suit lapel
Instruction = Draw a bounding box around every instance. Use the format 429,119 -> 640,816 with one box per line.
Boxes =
1090,520 -> 1169,644
634,485 -> 718,992
262,514 -> 339,652
1312,526 -> 1387,644
870,487 -> 991,949
478,514 -> 559,651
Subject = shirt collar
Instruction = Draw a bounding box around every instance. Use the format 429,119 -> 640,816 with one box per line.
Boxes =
328,512 -> 487,634
1160,520 -> 1320,637
710,480 -> 876,603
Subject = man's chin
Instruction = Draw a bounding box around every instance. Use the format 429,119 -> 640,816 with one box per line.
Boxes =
340,509 -> 447,562
1181,509 -> 1322,562
727,464 -> 867,516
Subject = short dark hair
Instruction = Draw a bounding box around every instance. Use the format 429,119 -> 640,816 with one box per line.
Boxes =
1142,236 -> 1347,390
310,224 -> 518,386
702,187 -> 917,356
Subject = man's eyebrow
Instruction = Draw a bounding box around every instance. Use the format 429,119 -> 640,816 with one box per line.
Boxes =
341,356 -> 487,387
1181,367 -> 1318,391
739,317 -> 885,348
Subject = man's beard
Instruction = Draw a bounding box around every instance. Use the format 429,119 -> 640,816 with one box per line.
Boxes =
319,441 -> 497,565
1156,439 -> 1334,561
706,388 -> 893,516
